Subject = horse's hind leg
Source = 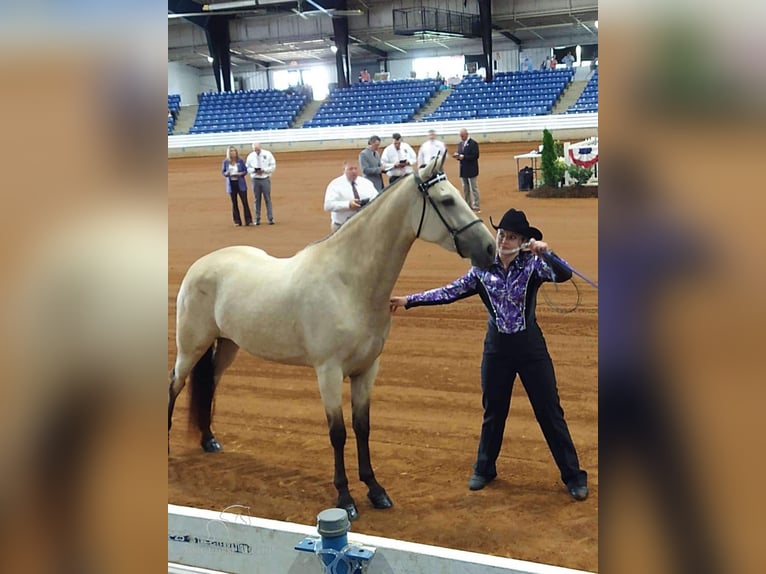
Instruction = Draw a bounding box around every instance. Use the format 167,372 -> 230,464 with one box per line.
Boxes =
351,359 -> 393,510
168,351 -> 200,435
213,338 -> 239,385
189,338 -> 239,453
168,342 -> 217,452
317,364 -> 358,520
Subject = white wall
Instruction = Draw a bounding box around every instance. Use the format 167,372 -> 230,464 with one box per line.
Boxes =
387,58 -> 414,80
238,70 -> 270,91
168,62 -> 202,106
198,73 -> 220,94
520,47 -> 552,71
493,49 -> 520,73
167,62 -> 237,101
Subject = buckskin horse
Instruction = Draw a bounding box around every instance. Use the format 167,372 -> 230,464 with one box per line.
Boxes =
168,154 -> 496,519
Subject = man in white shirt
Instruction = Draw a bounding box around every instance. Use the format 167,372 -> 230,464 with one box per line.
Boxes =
323,160 -> 379,232
417,129 -> 447,167
245,142 -> 277,225
380,133 -> 416,185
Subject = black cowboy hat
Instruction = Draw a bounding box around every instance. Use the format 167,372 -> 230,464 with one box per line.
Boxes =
489,208 -> 543,240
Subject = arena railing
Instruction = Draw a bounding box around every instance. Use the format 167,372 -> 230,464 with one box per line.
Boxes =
167,113 -> 598,156
168,504 -> 595,574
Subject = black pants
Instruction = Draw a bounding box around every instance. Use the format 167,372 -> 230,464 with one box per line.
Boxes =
474,324 -> 586,488
228,187 -> 252,225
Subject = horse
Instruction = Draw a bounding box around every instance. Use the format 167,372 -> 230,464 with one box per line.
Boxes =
168,153 -> 496,520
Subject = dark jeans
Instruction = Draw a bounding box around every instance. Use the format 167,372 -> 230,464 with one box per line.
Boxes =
229,188 -> 252,225
474,324 -> 586,488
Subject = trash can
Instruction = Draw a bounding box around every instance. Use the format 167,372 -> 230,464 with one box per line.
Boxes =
518,167 -> 534,191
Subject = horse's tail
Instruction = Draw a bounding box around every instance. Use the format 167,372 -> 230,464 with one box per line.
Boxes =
188,344 -> 216,435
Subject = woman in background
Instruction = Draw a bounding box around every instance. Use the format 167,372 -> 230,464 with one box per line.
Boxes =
221,146 -> 253,226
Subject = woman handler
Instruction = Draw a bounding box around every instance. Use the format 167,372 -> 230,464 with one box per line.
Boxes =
390,208 -> 588,501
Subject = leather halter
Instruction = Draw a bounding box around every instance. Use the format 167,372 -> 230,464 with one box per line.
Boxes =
413,171 -> 483,258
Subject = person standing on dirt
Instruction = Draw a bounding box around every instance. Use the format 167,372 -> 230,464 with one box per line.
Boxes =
221,145 -> 253,227
359,135 -> 385,192
417,129 -> 447,168
246,142 -> 277,225
380,133 -> 416,185
323,159 -> 379,233
389,208 -> 589,501
453,128 -> 481,213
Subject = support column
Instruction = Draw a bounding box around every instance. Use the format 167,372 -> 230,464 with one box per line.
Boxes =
206,15 -> 232,92
332,13 -> 350,88
477,0 -> 493,83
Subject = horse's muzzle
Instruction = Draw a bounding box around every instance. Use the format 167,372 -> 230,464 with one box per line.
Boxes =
467,237 -> 496,269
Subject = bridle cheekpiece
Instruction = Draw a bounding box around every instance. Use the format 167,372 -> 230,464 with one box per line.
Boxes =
412,171 -> 483,258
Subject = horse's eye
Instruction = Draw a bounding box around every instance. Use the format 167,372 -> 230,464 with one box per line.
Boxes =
441,197 -> 455,207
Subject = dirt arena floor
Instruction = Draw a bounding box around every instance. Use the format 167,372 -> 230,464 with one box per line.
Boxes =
168,141 -> 598,572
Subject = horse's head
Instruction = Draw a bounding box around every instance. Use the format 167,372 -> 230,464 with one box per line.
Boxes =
411,153 -> 496,268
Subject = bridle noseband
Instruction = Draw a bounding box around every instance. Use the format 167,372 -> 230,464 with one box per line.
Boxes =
413,171 -> 483,258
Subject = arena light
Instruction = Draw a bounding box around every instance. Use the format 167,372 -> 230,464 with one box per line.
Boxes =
203,1 -> 258,11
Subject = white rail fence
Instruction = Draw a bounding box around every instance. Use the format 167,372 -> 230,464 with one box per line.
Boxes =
167,114 -> 598,155
168,504 -> 595,574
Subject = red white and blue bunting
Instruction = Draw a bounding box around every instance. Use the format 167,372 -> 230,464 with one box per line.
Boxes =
568,146 -> 599,168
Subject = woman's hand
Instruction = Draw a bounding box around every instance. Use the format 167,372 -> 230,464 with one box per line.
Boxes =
527,238 -> 549,255
389,296 -> 407,313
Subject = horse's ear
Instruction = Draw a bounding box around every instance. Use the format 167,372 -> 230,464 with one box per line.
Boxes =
419,153 -> 439,180
437,149 -> 447,172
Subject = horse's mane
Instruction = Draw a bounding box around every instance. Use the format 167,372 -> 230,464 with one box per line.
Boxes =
303,173 -> 414,248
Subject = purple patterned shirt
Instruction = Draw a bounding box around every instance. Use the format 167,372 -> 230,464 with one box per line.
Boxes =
405,251 -> 570,334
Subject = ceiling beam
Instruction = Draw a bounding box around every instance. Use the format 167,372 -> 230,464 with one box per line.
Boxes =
229,49 -> 271,68
356,43 -> 387,58
492,24 -> 521,45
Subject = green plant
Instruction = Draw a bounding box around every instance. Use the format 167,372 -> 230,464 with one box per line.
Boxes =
553,158 -> 567,185
554,140 -> 564,158
566,164 -> 594,186
540,129 -> 558,186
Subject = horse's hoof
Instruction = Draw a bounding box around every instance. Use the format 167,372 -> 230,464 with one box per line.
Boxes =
201,437 -> 222,452
339,503 -> 359,521
368,490 -> 393,509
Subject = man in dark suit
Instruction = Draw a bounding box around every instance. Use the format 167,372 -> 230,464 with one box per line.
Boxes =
358,135 -> 384,192
453,128 -> 481,213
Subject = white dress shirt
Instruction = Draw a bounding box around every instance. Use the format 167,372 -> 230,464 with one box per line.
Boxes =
417,139 -> 447,167
381,142 -> 417,178
245,149 -> 276,179
323,175 -> 379,226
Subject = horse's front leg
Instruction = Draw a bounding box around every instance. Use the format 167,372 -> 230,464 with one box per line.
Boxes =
317,365 -> 358,520
351,359 -> 393,510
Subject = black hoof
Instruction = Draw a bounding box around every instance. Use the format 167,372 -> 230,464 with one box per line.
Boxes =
201,436 -> 222,452
339,503 -> 359,521
368,490 -> 393,509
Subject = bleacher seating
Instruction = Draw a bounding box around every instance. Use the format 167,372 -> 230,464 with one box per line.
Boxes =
423,69 -> 574,121
566,69 -> 598,114
303,79 -> 440,128
168,94 -> 181,135
188,89 -> 309,134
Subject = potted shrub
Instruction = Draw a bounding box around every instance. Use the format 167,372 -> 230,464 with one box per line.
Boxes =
566,164 -> 594,186
554,158 -> 567,187
540,129 -> 558,187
